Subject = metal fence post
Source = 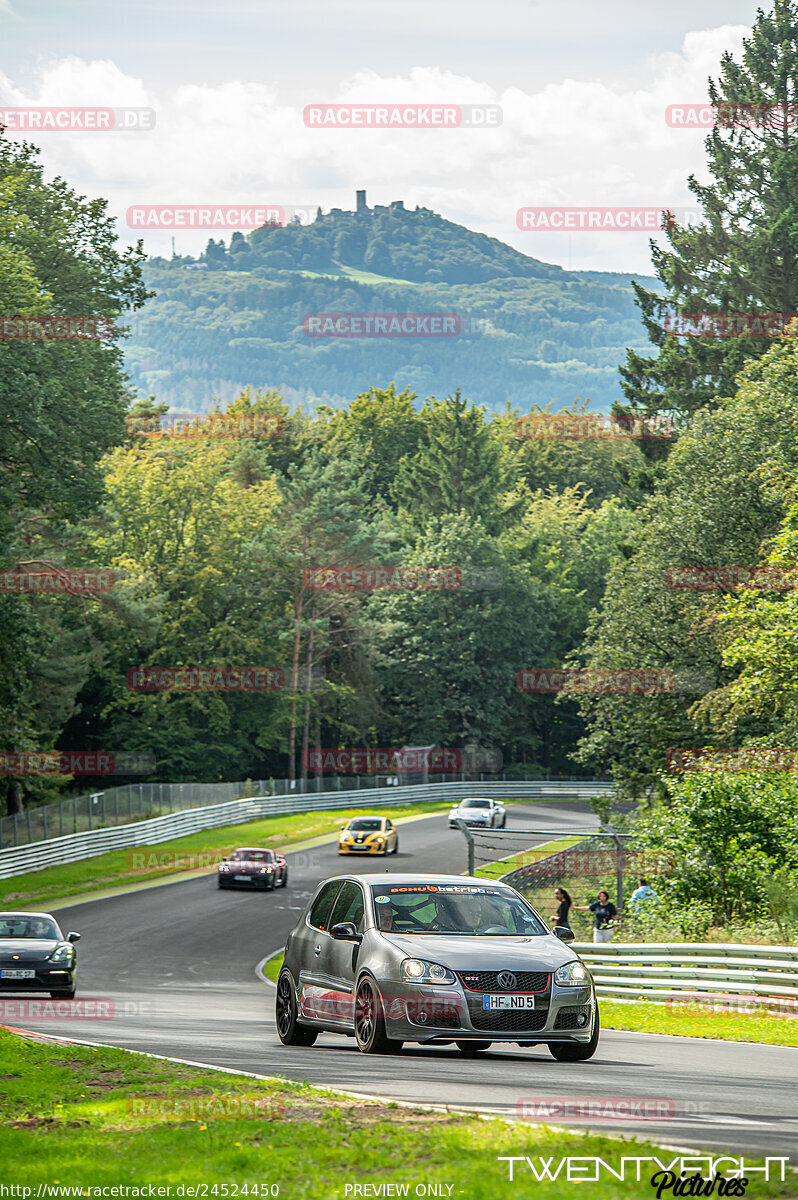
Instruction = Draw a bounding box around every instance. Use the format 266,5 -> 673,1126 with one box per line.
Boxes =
455,819 -> 475,875
607,827 -> 624,915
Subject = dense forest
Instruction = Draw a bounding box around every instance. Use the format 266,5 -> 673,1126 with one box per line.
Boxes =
123,201 -> 656,412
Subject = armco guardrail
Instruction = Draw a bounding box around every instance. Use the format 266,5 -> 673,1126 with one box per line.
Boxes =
0,773 -> 615,849
574,942 -> 798,1010
0,779 -> 614,880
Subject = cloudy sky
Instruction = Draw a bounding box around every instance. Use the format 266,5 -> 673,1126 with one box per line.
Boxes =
0,0 -> 762,272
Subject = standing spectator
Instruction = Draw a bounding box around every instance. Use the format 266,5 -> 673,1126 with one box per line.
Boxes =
630,877 -> 656,906
574,889 -> 617,942
550,886 -> 573,931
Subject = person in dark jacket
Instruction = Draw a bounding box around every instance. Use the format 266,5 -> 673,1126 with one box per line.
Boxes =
550,886 -> 573,931
574,889 -> 617,942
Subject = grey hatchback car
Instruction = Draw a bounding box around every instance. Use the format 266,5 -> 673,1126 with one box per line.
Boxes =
275,873 -> 598,1058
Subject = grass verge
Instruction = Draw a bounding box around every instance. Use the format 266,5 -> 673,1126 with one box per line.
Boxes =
262,951 -> 283,984
2,1028 -> 794,1199
601,1000 -> 798,1046
0,801 -> 455,910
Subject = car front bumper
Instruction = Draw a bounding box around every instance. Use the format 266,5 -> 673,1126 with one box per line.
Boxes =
378,979 -> 596,1044
218,872 -> 275,886
0,966 -> 76,992
338,843 -> 386,854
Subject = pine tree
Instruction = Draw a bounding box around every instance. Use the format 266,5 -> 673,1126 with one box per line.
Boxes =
620,0 -> 798,425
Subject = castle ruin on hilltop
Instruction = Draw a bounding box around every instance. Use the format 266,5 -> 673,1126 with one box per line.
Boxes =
317,191 -> 409,222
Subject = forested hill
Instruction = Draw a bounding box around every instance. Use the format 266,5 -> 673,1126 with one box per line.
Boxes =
124,198 -> 659,412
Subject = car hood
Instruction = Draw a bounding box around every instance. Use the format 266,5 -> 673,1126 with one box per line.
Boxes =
224,860 -> 271,869
381,933 -> 576,971
0,938 -> 59,960
451,807 -> 490,815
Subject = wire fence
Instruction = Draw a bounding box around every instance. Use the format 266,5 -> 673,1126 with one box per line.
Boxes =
0,774 -> 615,850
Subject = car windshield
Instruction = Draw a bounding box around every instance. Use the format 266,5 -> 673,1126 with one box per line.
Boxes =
348,819 -> 383,831
370,885 -> 548,936
0,916 -> 60,940
232,850 -> 272,862
461,800 -> 490,808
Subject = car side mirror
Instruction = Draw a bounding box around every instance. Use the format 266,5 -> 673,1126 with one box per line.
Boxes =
67,932 -> 81,943
553,925 -> 574,943
331,922 -> 362,943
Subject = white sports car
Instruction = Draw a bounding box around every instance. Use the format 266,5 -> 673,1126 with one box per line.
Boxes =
448,797 -> 506,829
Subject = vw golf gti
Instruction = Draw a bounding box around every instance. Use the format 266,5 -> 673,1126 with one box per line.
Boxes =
276,874 -> 598,1057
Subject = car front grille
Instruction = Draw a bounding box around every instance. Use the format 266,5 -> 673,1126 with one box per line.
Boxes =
553,1005 -> 592,1030
471,1007 -> 549,1032
458,971 -> 550,993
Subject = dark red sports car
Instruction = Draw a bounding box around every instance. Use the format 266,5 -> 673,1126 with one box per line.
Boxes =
217,847 -> 287,891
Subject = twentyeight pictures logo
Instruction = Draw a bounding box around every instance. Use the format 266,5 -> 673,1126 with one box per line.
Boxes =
303,104 -> 502,128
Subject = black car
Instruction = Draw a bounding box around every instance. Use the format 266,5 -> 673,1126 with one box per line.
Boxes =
217,847 -> 288,890
0,911 -> 80,998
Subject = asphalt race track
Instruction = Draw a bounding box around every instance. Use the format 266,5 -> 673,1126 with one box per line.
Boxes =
9,802 -> 797,1164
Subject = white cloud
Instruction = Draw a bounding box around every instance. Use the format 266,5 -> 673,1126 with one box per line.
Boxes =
0,23 -> 749,272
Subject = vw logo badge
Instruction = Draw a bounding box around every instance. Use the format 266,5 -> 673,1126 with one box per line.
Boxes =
497,970 -> 517,990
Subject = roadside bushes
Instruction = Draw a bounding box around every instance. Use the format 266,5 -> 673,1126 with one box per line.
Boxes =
632,772 -> 798,933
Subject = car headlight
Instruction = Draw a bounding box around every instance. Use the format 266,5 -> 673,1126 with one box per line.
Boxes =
554,960 -> 590,987
259,866 -> 273,873
401,958 -> 456,985
48,945 -> 73,964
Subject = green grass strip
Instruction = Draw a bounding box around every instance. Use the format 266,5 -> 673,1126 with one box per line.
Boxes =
1,1029 -> 794,1198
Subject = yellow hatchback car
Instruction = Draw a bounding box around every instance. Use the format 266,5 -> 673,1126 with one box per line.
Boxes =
338,815 -> 398,856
